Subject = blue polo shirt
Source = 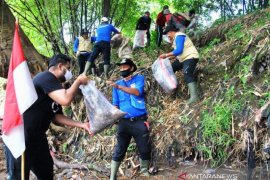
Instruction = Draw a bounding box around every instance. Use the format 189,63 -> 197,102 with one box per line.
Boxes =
96,23 -> 119,42
112,74 -> 147,118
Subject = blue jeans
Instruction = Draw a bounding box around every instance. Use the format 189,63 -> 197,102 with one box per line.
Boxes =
3,143 -> 21,180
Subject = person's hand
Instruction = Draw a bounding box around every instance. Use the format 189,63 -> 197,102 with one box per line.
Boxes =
255,108 -> 263,124
76,74 -> 89,85
159,54 -> 167,59
144,121 -> 150,130
106,80 -> 118,88
82,121 -> 94,136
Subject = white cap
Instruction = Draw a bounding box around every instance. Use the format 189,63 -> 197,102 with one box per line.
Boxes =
101,17 -> 109,22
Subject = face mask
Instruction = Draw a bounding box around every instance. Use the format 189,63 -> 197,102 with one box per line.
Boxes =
163,35 -> 171,43
64,69 -> 73,81
120,69 -> 132,78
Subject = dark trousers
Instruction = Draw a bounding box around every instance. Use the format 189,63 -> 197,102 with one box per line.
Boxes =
90,41 -> 111,68
156,26 -> 163,47
146,30 -> 151,47
16,136 -> 53,180
112,119 -> 151,162
172,58 -> 198,84
4,143 -> 21,180
77,52 -> 91,74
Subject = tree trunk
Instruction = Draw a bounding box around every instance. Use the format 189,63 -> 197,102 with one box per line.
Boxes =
0,0 -> 47,78
102,0 -> 110,17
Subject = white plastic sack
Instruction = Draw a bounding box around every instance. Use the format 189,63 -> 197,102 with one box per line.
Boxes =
133,30 -> 147,49
80,81 -> 126,134
151,58 -> 178,93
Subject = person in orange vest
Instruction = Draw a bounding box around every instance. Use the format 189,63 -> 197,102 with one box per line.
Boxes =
160,24 -> 200,104
73,29 -> 96,74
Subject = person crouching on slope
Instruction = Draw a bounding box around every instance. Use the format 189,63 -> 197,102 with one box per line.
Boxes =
159,24 -> 200,105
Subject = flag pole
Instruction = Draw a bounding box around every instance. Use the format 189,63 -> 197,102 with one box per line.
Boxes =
21,151 -> 25,180
15,17 -> 25,180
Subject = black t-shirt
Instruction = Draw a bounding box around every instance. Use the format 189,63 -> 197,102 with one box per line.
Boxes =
23,71 -> 63,144
136,16 -> 151,30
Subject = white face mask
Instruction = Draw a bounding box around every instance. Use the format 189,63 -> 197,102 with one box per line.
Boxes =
64,69 -> 73,81
163,35 -> 171,43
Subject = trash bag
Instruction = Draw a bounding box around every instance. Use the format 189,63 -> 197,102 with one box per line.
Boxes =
151,58 -> 178,93
80,81 -> 126,134
133,30 -> 147,49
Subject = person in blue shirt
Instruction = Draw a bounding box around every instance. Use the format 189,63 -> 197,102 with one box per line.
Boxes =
159,24 -> 200,104
83,17 -> 121,78
73,29 -> 96,74
106,59 -> 151,180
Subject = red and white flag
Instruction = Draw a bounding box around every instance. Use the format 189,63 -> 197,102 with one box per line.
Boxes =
2,22 -> 37,158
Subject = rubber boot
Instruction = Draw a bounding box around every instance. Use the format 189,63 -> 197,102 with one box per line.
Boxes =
139,159 -> 150,176
82,61 -> 91,75
110,160 -> 121,180
91,68 -> 96,76
187,82 -> 199,105
104,64 -> 110,79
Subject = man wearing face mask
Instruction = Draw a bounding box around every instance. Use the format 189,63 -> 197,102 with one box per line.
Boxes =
15,54 -> 91,179
106,59 -> 151,180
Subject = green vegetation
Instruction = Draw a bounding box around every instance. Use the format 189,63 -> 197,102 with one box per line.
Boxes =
199,86 -> 239,167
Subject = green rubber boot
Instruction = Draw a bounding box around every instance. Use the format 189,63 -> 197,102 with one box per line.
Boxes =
104,64 -> 110,79
187,82 -> 199,105
139,159 -> 150,176
82,61 -> 91,75
110,160 -> 121,180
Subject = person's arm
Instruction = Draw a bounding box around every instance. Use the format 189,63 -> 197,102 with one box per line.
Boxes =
156,12 -> 163,24
148,18 -> 152,30
73,38 -> 79,53
91,36 -> 96,43
111,25 -> 120,34
107,80 -> 140,96
48,75 -> 88,106
53,114 -> 91,134
112,86 -> 119,108
159,35 -> 185,59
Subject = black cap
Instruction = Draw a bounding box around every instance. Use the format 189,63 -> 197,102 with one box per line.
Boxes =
116,59 -> 137,72
163,24 -> 179,34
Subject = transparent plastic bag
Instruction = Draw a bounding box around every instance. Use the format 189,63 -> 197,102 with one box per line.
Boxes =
80,81 -> 126,134
133,30 -> 147,49
151,58 -> 178,93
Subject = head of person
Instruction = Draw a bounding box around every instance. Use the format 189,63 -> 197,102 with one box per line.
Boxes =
144,11 -> 150,18
81,29 -> 89,39
101,17 -> 109,24
116,59 -> 137,78
163,5 -> 169,10
163,9 -> 170,15
189,9 -> 196,19
163,24 -> 179,43
48,54 -> 73,83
